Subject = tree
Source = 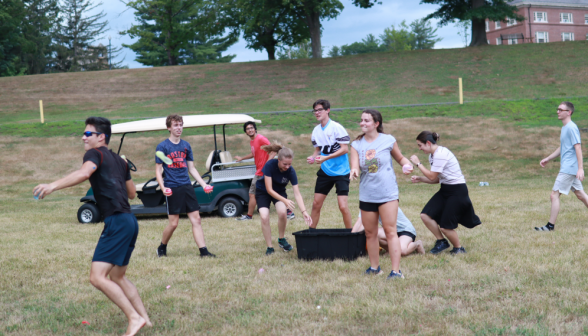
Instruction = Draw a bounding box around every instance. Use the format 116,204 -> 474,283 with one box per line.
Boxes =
21,0 -> 60,74
236,0 -> 309,60
380,21 -> 414,51
51,0 -> 109,71
276,39 -> 313,59
121,0 -> 237,66
410,18 -> 442,49
420,0 -> 524,46
0,0 -> 26,76
454,20 -> 470,47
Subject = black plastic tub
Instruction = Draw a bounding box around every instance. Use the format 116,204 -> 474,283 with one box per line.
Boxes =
292,228 -> 367,261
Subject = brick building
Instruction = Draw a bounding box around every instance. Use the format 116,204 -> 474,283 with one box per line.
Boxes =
485,0 -> 588,45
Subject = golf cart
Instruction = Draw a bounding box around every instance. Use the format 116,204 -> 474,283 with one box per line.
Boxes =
76,114 -> 261,223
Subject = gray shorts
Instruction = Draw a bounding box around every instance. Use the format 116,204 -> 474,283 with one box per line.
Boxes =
249,175 -> 262,194
553,172 -> 583,195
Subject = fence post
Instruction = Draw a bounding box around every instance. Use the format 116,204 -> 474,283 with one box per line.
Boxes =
458,78 -> 463,105
39,100 -> 44,123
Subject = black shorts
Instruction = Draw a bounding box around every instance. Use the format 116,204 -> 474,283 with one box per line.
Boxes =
421,183 -> 482,230
166,184 -> 200,215
255,189 -> 287,210
359,200 -> 398,212
314,168 -> 350,196
398,231 -> 416,242
93,213 -> 139,266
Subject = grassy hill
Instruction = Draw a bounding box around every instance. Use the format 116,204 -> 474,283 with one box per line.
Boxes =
1,41 -> 588,129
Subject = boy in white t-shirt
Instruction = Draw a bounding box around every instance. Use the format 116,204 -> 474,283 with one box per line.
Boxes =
536,101 -> 588,231
307,99 -> 352,229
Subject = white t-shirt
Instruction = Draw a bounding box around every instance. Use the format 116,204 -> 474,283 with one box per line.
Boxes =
311,119 -> 350,176
428,146 -> 466,185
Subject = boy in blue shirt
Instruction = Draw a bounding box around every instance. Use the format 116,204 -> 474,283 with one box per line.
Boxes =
536,102 -> 588,231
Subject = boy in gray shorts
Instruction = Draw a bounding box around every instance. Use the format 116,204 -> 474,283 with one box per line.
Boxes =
536,101 -> 588,231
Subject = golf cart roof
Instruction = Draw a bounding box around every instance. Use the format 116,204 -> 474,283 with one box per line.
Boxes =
111,114 -> 262,134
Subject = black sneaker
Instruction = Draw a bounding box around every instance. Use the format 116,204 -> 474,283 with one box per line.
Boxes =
278,238 -> 293,252
156,245 -> 167,258
236,215 -> 253,221
365,266 -> 383,275
449,247 -> 466,255
387,270 -> 404,279
287,209 -> 295,220
430,239 -> 450,254
266,247 -> 275,255
200,252 -> 216,258
535,224 -> 554,231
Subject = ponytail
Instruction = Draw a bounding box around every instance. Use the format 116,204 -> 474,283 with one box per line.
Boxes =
416,131 -> 440,144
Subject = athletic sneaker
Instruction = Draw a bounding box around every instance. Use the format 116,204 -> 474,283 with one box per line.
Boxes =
365,266 -> 383,275
287,209 -> 295,220
430,239 -> 450,254
449,247 -> 466,255
278,238 -> 293,252
236,215 -> 253,221
156,245 -> 167,258
535,223 -> 554,231
200,252 -> 216,258
387,270 -> 404,279
266,247 -> 275,255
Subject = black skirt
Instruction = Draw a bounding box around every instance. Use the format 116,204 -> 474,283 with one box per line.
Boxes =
421,183 -> 481,230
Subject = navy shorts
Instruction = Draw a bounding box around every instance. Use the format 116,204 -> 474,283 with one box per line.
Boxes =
256,189 -> 287,210
93,213 -> 139,266
166,184 -> 200,215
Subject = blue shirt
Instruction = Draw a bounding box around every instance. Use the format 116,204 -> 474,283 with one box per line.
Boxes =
155,139 -> 193,187
256,159 -> 298,194
560,121 -> 581,175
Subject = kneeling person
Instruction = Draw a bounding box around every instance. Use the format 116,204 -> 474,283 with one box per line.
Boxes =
257,145 -> 312,255
352,208 -> 425,256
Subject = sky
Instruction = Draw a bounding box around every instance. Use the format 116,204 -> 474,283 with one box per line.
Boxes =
94,0 -> 467,68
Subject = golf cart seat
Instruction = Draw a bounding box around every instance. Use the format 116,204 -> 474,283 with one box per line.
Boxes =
219,151 -> 233,163
135,179 -> 160,193
205,150 -> 222,172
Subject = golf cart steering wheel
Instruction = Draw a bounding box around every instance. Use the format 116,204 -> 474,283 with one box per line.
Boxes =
126,158 -> 137,172
142,177 -> 158,192
194,173 -> 212,187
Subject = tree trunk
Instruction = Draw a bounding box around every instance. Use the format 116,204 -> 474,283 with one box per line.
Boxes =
469,0 -> 489,46
305,10 -> 322,58
266,43 -> 276,60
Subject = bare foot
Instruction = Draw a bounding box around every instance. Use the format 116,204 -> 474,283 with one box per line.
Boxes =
124,315 -> 146,336
415,240 -> 425,254
145,319 -> 153,328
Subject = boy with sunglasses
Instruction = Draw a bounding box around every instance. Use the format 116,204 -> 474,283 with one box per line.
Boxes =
33,117 -> 151,336
536,101 -> 588,231
307,99 -> 353,229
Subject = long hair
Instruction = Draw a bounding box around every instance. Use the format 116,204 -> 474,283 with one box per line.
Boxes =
416,131 -> 440,144
355,109 -> 384,141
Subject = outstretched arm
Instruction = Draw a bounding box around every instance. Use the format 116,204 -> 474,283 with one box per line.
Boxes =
187,161 -> 210,188
234,153 -> 253,162
292,185 -> 312,226
391,142 -> 413,174
409,154 -> 439,184
33,161 -> 97,199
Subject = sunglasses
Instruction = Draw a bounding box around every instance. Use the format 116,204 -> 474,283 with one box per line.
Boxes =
83,131 -> 109,137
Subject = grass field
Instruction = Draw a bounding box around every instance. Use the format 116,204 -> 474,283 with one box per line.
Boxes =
3,115 -> 588,335
1,41 -> 588,126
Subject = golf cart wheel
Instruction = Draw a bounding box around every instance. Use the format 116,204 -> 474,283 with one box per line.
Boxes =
218,197 -> 242,218
77,203 -> 101,224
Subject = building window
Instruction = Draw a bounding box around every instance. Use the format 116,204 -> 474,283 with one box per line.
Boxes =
536,32 -> 548,43
585,14 -> 588,24
562,32 -> 574,41
508,38 -> 518,45
485,21 -> 489,31
495,21 -> 501,29
496,38 -> 502,45
507,18 -> 517,26
560,13 -> 573,23
534,12 -> 548,22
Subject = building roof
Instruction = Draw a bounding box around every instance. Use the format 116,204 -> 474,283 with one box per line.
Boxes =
509,0 -> 588,7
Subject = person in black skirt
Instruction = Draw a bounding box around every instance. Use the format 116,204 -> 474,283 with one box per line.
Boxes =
409,131 -> 481,255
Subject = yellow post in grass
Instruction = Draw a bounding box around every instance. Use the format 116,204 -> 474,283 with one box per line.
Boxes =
39,100 -> 45,123
458,78 -> 463,105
